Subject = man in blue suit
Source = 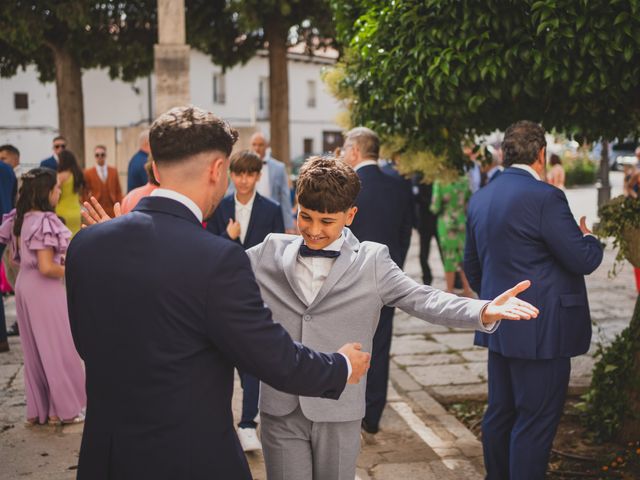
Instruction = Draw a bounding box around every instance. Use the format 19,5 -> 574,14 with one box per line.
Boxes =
66,106 -> 371,480
343,127 -> 413,434
126,130 -> 150,192
464,120 -> 604,479
40,135 -> 66,170
0,158 -> 17,352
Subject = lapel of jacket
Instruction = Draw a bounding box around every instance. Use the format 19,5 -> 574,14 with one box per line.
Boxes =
307,228 -> 360,309
243,193 -> 261,247
281,234 -> 309,306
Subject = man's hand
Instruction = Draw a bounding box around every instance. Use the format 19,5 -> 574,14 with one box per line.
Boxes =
338,342 -> 371,384
81,196 -> 120,227
579,216 -> 592,235
226,219 -> 241,240
482,280 -> 539,324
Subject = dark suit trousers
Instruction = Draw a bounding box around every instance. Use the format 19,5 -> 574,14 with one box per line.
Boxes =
417,214 -> 438,285
365,305 -> 395,428
0,244 -> 7,343
238,371 -> 259,429
482,351 -> 570,480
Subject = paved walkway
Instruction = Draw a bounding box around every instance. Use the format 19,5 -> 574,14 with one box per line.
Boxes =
0,173 -> 636,479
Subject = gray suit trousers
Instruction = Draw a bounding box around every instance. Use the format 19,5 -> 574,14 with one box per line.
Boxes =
261,406 -> 361,480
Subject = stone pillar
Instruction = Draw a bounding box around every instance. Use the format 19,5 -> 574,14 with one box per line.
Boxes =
154,0 -> 190,118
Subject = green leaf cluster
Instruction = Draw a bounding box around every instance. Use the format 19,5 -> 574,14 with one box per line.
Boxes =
596,195 -> 640,272
330,0 -> 640,177
0,1 -> 158,83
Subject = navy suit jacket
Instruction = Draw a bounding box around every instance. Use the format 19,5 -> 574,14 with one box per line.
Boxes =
206,192 -> 284,249
349,164 -> 413,268
40,155 -> 57,171
66,196 -> 348,480
464,167 -> 603,359
127,150 -> 149,192
0,162 -> 17,216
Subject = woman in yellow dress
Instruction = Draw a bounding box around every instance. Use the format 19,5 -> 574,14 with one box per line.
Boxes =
56,150 -> 85,236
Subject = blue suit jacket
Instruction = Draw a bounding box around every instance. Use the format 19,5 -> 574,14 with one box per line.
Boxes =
206,192 -> 284,249
65,196 -> 347,480
40,155 -> 57,171
127,150 -> 149,192
464,167 -> 603,359
0,162 -> 17,216
349,164 -> 413,268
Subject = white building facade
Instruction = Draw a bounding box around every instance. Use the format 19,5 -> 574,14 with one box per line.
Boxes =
0,48 -> 344,174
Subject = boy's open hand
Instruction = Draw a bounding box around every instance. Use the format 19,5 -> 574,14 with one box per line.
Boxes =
81,196 -> 120,227
482,280 -> 539,324
226,219 -> 241,240
338,342 -> 371,384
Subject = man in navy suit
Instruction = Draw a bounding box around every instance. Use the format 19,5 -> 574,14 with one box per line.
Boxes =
342,127 -> 413,434
40,135 -> 66,170
206,149 -> 284,452
464,121 -> 604,479
0,158 -> 17,352
127,130 -> 150,192
66,106 -> 371,480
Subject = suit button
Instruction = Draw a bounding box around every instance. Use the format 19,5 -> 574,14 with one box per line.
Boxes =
303,314 -> 312,321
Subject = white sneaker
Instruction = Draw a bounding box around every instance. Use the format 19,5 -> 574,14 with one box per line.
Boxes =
237,427 -> 262,452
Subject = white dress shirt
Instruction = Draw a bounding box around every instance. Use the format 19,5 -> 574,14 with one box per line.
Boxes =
235,192 -> 256,244
96,163 -> 108,182
150,188 -> 203,222
511,163 -> 541,181
294,234 -> 352,379
353,159 -> 378,172
256,158 -> 271,197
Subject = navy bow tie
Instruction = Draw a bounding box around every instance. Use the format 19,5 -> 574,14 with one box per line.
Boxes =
299,245 -> 341,258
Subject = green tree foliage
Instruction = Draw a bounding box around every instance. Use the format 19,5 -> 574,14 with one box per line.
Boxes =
187,0 -> 335,165
330,0 -> 640,177
0,1 -> 157,165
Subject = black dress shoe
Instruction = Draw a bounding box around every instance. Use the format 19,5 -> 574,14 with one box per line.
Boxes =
6,323 -> 18,337
361,419 -> 379,434
0,340 -> 9,353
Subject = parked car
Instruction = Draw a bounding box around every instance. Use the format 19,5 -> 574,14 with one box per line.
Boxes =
591,140 -> 639,171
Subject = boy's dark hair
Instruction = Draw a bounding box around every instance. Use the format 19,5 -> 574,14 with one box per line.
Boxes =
297,156 -> 361,213
0,144 -> 20,156
502,120 -> 547,167
150,106 -> 238,164
14,168 -> 57,236
230,150 -> 262,174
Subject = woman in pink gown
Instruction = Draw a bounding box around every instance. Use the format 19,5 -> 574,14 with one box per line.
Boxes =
0,168 -> 85,425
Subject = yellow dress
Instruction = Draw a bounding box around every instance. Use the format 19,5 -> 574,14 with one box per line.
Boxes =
55,174 -> 82,237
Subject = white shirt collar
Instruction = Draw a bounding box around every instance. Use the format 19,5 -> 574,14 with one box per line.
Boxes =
353,159 -> 378,172
511,164 -> 541,181
234,191 -> 256,209
150,188 -> 203,222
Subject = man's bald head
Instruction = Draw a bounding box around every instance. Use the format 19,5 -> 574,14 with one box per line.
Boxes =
250,132 -> 268,160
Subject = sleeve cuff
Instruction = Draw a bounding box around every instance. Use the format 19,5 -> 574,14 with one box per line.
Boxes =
478,302 -> 500,333
338,352 -> 352,381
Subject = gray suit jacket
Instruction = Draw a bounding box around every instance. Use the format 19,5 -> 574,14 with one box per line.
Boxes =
247,228 -> 493,422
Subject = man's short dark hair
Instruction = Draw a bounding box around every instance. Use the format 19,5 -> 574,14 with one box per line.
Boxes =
149,106 -> 238,164
230,150 -> 262,174
53,135 -> 66,143
297,156 -> 361,213
502,120 -> 547,167
0,144 -> 19,156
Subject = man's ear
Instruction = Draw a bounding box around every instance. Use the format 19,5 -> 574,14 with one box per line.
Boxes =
345,206 -> 358,226
151,161 -> 161,184
209,155 -> 226,183
537,147 -> 546,167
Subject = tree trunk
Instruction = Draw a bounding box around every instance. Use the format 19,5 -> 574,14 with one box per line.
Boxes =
264,14 -> 291,168
50,44 -> 86,167
619,294 -> 640,442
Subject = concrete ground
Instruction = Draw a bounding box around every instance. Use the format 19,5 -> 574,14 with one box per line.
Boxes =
0,172 -> 635,479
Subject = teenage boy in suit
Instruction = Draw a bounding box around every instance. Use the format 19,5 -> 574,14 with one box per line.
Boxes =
246,156 -> 540,480
207,150 -> 284,451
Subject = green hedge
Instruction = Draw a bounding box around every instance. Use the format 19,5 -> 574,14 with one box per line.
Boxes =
565,159 -> 597,187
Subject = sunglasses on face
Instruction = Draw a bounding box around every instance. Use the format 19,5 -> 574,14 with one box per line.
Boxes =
54,143 -> 66,150
95,153 -> 106,158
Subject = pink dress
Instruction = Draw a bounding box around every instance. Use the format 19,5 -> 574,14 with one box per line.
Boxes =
0,210 -> 86,423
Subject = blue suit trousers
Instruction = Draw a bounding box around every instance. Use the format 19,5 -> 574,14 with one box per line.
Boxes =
483,351 -> 570,480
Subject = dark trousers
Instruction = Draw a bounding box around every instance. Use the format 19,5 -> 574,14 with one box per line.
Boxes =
482,350 -> 571,480
238,371 -> 259,429
0,244 -> 7,343
417,216 -> 438,285
364,305 -> 395,428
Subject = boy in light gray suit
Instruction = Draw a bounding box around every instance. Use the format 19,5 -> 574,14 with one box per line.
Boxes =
246,157 -> 539,480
